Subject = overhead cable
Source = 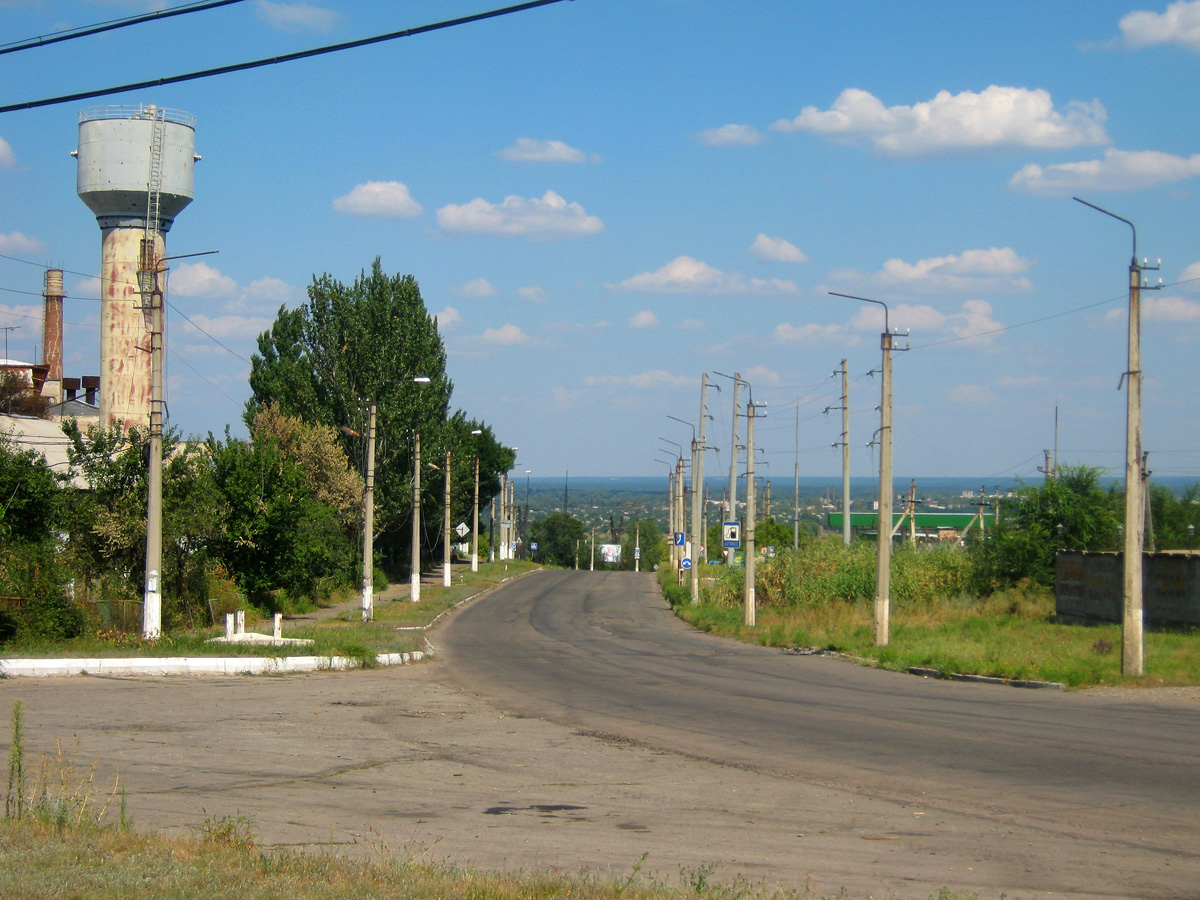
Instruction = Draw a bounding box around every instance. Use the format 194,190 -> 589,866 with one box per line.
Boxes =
0,0 -> 573,114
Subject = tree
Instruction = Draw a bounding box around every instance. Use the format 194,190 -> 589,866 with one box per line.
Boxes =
207,429 -> 355,603
0,372 -> 51,419
0,429 -> 61,546
969,465 -> 1121,591
529,511 -> 585,567
1147,482 -> 1200,551
246,259 -> 514,570
619,518 -> 667,571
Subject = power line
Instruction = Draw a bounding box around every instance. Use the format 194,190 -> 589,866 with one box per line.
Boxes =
0,0 -> 574,114
0,0 -> 247,57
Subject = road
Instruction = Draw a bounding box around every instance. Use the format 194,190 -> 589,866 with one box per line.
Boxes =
436,569 -> 1200,899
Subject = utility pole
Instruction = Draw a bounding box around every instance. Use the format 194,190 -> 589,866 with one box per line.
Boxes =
138,240 -> 164,640
635,523 -> 640,573
907,479 -> 918,548
590,528 -> 595,571
442,448 -> 452,588
472,453 -> 480,572
727,374 -> 741,522
841,359 -> 851,547
830,292 -> 906,647
744,401 -> 759,627
675,456 -> 685,583
411,431 -> 422,603
692,374 -> 710,603
362,403 -> 376,621
793,405 -> 800,550
1074,197 -> 1160,676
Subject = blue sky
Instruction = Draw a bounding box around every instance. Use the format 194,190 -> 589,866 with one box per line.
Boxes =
2,0 -> 1198,482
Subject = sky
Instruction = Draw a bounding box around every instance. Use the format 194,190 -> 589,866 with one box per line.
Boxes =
1,0 -> 1198,483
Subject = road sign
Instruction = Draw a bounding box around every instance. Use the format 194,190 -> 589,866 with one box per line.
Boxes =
454,522 -> 470,538
673,532 -> 685,546
530,542 -> 538,551
722,521 -> 741,548
681,557 -> 692,569
634,547 -> 641,559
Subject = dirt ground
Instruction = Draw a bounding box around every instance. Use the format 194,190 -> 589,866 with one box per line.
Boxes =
3,661 -> 1196,900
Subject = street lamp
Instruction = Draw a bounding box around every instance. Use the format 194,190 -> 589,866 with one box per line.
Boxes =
470,429 -> 482,572
830,291 -> 905,647
1074,197 -> 1161,676
522,470 -> 532,559
410,375 -> 431,603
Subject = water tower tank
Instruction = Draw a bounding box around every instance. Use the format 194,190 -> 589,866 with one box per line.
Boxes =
75,105 -> 198,431
77,105 -> 196,231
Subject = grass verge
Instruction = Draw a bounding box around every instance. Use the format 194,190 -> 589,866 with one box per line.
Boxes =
673,582 -> 1199,688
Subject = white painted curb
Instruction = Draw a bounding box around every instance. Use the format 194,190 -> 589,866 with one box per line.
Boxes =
0,651 -> 424,679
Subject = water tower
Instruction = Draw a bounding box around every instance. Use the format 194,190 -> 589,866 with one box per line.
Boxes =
75,105 -> 198,430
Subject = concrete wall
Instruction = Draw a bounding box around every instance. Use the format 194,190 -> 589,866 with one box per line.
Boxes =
1056,551 -> 1200,627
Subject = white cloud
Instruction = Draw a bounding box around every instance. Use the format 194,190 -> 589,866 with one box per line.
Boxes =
1010,148 -> 1200,195
332,181 -> 424,218
1143,295 -> 1200,322
1180,260 -> 1200,289
612,256 -> 799,295
849,299 -> 1005,343
774,322 -> 845,343
743,365 -> 781,387
677,318 -> 706,331
0,231 -> 45,255
0,137 -> 15,169
552,386 -> 583,409
180,313 -> 274,341
772,86 -> 1109,155
255,0 -> 339,33
498,138 -> 591,163
697,124 -> 766,146
517,286 -> 548,304
583,370 -> 693,389
457,278 -> 497,299
1118,0 -> 1200,50
171,261 -> 238,298
949,384 -> 997,404
480,323 -> 530,345
434,306 -> 463,329
0,303 -> 39,333
437,191 -> 604,239
630,310 -> 659,329
749,233 -> 808,263
241,277 -> 300,306
830,247 -> 1033,294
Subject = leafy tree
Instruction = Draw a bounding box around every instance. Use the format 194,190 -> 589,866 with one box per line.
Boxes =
246,259 -> 514,570
0,430 -> 61,545
60,422 -> 225,628
753,517 -> 792,554
619,518 -> 667,571
969,465 -> 1121,591
529,511 -> 585,567
207,429 -> 354,603
1147,482 -> 1200,551
0,373 -> 50,419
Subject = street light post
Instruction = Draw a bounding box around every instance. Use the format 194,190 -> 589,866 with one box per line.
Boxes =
410,376 -> 431,603
442,448 -> 452,588
831,292 -> 904,647
470,429 -> 482,572
1075,197 -> 1161,676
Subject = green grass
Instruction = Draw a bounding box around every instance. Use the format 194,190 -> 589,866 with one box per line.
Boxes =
676,590 -> 1200,688
0,561 -> 539,660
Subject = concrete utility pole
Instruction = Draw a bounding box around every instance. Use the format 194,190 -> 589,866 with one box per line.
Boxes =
793,406 -> 800,550
830,292 -> 904,647
590,528 -> 595,571
139,241 -> 164,640
729,374 -> 740,524
472,453 -> 480,572
841,359 -> 851,547
362,403 -> 376,621
744,401 -> 760,627
1074,197 -> 1161,676
442,449 -> 452,588
676,456 -> 685,585
693,375 -> 710,603
411,431 -> 422,603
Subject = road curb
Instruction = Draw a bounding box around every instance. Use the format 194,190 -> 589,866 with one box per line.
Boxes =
0,651 -> 426,679
907,666 -> 1065,690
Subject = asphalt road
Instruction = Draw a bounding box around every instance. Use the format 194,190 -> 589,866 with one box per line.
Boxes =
437,569 -> 1200,899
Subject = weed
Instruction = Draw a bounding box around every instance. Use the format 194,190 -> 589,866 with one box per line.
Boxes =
4,700 -> 23,820
615,851 -> 648,898
191,811 -> 257,849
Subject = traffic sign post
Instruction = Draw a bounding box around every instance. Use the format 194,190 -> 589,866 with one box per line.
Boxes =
681,558 -> 692,570
674,532 -> 685,546
722,521 -> 741,548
